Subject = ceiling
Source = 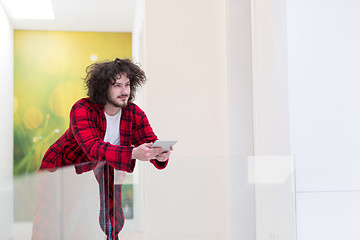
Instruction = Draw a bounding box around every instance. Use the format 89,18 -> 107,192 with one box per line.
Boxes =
1,0 -> 136,32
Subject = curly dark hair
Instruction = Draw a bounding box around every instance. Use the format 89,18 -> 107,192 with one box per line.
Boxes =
84,58 -> 146,105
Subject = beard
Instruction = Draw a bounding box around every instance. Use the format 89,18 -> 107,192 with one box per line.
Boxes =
108,95 -> 129,108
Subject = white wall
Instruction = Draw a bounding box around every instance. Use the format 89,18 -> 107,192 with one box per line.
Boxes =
288,0 -> 360,192
0,2 -> 14,239
144,0 -> 229,156
143,0 -> 230,239
132,0 -> 146,109
251,0 -> 290,156
226,0 -> 256,239
250,0 -> 296,239
287,0 -> 360,239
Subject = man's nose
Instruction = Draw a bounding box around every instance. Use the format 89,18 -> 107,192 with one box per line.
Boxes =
120,86 -> 128,94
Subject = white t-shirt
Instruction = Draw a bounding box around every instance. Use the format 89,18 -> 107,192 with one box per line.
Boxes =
103,109 -> 122,145
103,109 -> 126,184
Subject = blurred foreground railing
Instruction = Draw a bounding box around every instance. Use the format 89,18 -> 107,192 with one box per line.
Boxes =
8,161 -> 141,240
1,156 -> 296,240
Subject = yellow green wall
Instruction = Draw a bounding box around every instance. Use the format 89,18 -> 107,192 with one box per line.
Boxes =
14,30 -> 131,175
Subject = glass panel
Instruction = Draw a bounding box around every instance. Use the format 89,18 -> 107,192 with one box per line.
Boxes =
31,162 -> 107,239
9,161 -> 141,240
248,155 -> 297,240
2,156 -> 297,240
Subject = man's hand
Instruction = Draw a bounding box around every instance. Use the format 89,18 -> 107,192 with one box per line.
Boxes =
155,147 -> 173,162
132,142 -> 163,161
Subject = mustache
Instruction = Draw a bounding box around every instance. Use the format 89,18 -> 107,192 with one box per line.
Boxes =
118,95 -> 129,98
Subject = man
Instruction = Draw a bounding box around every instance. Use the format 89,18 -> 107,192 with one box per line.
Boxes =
37,58 -> 172,239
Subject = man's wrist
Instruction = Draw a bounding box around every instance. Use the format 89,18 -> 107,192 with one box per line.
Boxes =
131,146 -> 138,159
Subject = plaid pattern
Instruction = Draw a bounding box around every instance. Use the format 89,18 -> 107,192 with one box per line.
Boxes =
95,163 -> 123,240
35,98 -> 168,239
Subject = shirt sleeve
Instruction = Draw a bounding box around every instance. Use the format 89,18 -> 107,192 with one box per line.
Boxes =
132,108 -> 168,170
70,102 -> 136,173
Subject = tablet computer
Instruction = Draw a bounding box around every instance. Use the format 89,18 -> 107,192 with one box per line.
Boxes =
151,140 -> 178,152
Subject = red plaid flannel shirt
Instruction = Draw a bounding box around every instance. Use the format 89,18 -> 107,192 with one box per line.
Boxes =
36,98 -> 167,239
40,97 -> 167,171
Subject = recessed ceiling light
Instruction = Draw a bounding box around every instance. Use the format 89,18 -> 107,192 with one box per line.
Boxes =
2,0 -> 55,20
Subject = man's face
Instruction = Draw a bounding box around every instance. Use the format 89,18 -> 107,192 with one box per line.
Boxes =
107,73 -> 130,108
